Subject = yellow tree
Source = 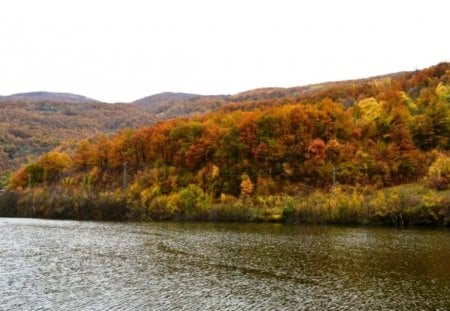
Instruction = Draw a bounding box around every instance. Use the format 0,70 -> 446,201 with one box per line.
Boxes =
37,151 -> 72,183
240,173 -> 254,197
72,139 -> 94,170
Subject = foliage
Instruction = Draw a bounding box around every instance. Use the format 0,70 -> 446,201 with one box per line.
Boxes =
0,190 -> 18,217
7,183 -> 449,226
5,62 -> 450,225
426,152 -> 450,190
0,100 -> 156,177
287,184 -> 450,226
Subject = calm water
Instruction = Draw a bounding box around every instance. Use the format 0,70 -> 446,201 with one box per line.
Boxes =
1,218 -> 449,310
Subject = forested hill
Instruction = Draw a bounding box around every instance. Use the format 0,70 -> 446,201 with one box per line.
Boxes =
0,91 -> 99,104
9,63 -> 449,205
133,92 -> 201,106
129,68 -> 435,119
0,65 -> 428,181
0,100 -> 156,177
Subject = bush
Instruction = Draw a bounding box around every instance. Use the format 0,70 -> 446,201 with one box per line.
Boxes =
0,190 -> 18,217
426,153 -> 450,190
177,184 -> 212,219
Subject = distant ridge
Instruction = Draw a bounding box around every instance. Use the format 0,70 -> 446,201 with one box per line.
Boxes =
133,92 -> 201,106
0,91 -> 100,103
3,62 -> 449,107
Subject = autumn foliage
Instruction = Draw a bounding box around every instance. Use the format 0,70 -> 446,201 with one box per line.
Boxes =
5,63 -> 450,223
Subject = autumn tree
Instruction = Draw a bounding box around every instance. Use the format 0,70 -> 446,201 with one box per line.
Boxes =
413,83 -> 450,150
72,139 -> 94,170
37,151 -> 72,183
240,173 -> 254,197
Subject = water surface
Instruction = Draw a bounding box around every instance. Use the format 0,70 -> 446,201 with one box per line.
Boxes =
1,218 -> 449,310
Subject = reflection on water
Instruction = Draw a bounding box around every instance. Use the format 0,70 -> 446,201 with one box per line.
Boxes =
1,218 -> 449,310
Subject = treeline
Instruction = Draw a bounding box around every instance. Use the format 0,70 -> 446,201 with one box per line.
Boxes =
1,182 -> 449,225
4,63 -> 450,224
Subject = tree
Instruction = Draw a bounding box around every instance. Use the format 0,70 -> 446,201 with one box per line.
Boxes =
413,84 -> 450,150
90,135 -> 111,171
426,152 -> 450,190
306,138 -> 326,166
72,139 -> 94,170
240,173 -> 254,197
37,151 -> 72,183
387,123 -> 419,184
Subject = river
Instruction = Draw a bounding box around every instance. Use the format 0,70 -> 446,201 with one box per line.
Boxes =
1,218 -> 449,310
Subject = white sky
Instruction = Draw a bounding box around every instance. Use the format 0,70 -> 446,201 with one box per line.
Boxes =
1,0 -> 449,103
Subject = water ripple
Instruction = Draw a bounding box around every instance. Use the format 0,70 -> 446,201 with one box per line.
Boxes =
1,218 -> 450,310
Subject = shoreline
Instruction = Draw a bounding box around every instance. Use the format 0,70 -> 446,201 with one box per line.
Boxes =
1,216 -> 450,231
1,183 -> 449,227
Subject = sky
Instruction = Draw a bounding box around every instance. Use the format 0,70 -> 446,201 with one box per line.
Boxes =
1,0 -> 449,103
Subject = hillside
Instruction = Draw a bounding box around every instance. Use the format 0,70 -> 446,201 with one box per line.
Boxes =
0,91 -> 99,104
0,100 -> 156,177
2,63 -> 449,181
131,71 -> 415,119
134,92 -> 201,106
5,62 -> 449,223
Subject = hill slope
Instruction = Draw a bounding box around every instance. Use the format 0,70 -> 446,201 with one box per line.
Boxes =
131,70 -> 416,119
0,91 -> 100,104
2,62 -> 449,184
6,62 -> 449,223
0,100 -> 155,176
133,92 -> 201,106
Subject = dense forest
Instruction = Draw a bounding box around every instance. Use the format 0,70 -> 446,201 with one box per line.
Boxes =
0,86 -> 330,178
0,100 -> 157,177
2,63 -> 449,225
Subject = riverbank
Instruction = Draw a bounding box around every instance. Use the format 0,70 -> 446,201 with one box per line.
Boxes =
1,183 -> 449,226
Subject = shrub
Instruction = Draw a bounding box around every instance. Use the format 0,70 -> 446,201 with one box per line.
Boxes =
426,153 -> 450,190
177,184 -> 212,218
0,190 -> 18,217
